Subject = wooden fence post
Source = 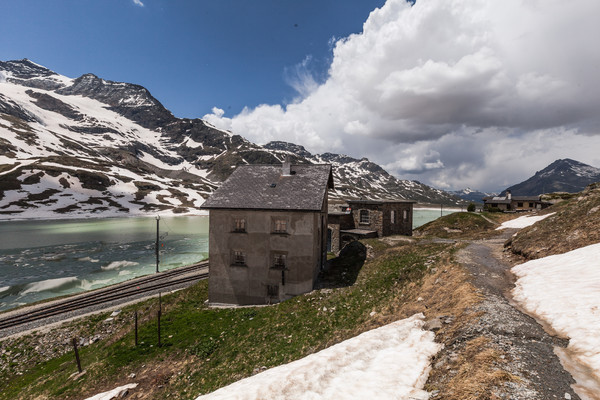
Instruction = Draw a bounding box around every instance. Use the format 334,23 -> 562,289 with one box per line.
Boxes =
134,310 -> 138,346
157,292 -> 162,347
72,337 -> 82,373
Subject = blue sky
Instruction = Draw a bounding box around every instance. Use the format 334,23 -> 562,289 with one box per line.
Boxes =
1,0 -> 384,118
2,0 -> 600,191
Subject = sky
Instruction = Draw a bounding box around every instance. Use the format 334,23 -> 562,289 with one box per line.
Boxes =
2,0 -> 600,192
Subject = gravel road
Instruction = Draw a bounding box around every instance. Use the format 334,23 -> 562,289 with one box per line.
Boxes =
457,230 -> 580,399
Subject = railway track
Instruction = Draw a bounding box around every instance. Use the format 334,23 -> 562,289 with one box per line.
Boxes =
0,262 -> 209,332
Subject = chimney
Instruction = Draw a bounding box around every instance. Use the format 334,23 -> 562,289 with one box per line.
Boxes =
506,190 -> 512,200
282,156 -> 291,176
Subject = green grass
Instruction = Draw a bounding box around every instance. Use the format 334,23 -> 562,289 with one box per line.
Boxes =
508,184 -> 600,259
415,211 -> 499,238
1,241 -> 449,400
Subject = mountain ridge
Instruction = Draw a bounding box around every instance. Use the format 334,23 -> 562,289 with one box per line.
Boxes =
0,59 -> 465,219
449,188 -> 499,204
502,158 -> 600,196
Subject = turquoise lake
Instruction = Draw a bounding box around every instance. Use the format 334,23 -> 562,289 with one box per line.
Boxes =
0,216 -> 209,311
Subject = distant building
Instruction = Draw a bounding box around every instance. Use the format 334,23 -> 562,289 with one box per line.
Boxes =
482,190 -> 550,211
201,161 -> 334,305
327,199 -> 415,253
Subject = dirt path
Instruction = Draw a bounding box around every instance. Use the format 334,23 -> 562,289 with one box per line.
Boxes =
456,230 -> 580,399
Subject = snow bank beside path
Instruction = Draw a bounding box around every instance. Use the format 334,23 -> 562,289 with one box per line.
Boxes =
84,383 -> 138,400
195,313 -> 441,400
512,243 -> 600,384
496,212 -> 555,230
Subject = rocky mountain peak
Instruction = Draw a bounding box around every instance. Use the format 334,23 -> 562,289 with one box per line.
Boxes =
504,158 -> 600,195
55,72 -> 176,129
0,59 -> 56,79
0,59 -> 71,91
538,158 -> 599,178
57,73 -> 159,108
264,141 -> 313,158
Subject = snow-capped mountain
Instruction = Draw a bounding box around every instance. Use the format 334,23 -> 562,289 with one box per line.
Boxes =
503,159 -> 600,196
449,188 -> 499,204
0,59 -> 463,219
264,141 -> 463,205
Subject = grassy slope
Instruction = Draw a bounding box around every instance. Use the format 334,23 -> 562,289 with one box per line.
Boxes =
1,240 -> 451,400
507,183 -> 600,259
1,207 -> 553,400
414,211 -> 510,239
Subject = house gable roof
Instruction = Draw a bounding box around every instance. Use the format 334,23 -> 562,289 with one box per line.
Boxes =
201,164 -> 334,211
512,196 -> 542,201
483,197 -> 511,204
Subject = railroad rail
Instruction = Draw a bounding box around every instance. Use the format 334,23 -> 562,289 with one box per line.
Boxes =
0,261 -> 209,332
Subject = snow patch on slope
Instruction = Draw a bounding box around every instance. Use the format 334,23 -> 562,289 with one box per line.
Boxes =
195,313 -> 441,400
496,213 -> 555,230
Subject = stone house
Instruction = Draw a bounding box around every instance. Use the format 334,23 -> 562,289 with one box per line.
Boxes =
483,190 -> 549,212
327,199 -> 415,253
201,161 -> 334,305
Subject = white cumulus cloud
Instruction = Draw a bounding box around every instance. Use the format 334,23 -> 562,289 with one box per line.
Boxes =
132,0 -> 144,7
204,0 -> 600,191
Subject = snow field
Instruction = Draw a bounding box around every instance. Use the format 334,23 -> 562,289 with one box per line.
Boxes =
0,161 -> 210,220
195,313 -> 441,400
496,212 -> 555,230
511,243 -> 600,383
0,80 -> 215,180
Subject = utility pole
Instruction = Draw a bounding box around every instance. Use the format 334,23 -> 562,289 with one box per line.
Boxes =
155,215 -> 160,273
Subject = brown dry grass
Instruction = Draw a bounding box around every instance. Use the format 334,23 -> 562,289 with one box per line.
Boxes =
507,183 -> 600,259
436,336 -> 517,400
389,249 -> 518,399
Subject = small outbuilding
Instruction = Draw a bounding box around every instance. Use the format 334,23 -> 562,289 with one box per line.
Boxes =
327,199 -> 415,253
201,161 -> 333,305
483,190 -> 550,212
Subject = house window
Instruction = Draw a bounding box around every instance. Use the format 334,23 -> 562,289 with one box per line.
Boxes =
272,253 -> 286,269
233,218 -> 246,232
390,210 -> 395,224
529,202 -> 534,208
359,210 -> 370,224
271,252 -> 288,285
273,218 -> 288,233
517,202 -> 523,207
403,210 -> 408,222
267,284 -> 279,297
231,250 -> 246,266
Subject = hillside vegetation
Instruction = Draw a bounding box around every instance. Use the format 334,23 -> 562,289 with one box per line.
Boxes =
0,240 -> 455,400
506,183 -> 600,259
3,205 -> 575,399
414,211 -> 511,239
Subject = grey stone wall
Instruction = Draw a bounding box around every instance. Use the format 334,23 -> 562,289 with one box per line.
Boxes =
327,213 -> 353,253
352,203 -> 384,236
207,209 -> 322,305
349,201 -> 414,237
382,203 -> 413,236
